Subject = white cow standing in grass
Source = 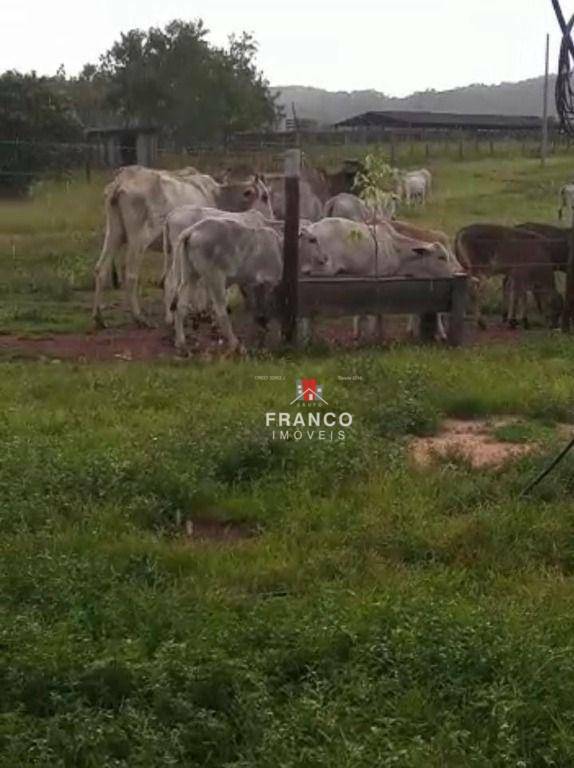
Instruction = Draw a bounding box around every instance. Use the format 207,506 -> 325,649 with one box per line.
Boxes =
395,168 -> 432,206
171,218 -> 283,353
92,165 -> 273,328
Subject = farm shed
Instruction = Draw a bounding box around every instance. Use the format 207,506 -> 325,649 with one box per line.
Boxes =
334,110 -> 552,133
84,126 -> 158,168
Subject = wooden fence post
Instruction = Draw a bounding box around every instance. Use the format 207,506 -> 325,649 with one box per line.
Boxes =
281,149 -> 301,344
447,275 -> 468,347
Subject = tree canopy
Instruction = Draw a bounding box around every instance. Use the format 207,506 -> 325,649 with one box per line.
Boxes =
81,19 -> 280,145
0,71 -> 84,193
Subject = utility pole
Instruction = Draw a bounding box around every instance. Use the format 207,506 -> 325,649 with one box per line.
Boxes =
542,33 -> 551,166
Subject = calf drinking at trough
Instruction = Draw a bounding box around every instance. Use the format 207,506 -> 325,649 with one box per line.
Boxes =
171,218 -> 283,353
162,206 -> 273,325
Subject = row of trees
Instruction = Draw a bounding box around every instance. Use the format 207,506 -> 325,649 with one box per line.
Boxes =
0,19 -> 281,192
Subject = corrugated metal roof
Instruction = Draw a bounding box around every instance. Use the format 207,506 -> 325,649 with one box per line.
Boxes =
334,111 -> 551,130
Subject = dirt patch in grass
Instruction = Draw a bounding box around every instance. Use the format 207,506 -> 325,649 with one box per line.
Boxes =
0,320 -> 534,363
411,418 -> 538,470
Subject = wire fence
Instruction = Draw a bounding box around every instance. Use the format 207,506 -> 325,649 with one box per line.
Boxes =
1,127 -> 574,193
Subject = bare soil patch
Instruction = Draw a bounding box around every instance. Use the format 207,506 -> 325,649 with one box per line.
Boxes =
411,418 -> 537,470
0,320 -> 528,363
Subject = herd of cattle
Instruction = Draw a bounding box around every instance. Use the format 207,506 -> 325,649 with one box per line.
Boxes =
91,162 -> 573,351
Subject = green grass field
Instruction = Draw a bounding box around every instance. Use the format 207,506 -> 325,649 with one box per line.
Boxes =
2,151 -> 574,766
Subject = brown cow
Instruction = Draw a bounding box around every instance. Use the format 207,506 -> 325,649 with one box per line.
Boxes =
515,223 -> 569,270
455,224 -> 563,329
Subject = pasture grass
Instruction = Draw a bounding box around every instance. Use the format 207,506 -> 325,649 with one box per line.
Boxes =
3,152 -> 574,764
1,339 -> 574,765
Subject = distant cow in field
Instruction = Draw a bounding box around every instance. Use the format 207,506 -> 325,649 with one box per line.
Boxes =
558,184 -> 574,226
171,218 -> 283,353
92,166 -> 273,328
455,223 -> 563,329
395,168 -> 432,206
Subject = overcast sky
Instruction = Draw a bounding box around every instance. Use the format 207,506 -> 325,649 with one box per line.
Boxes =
2,0 -> 562,95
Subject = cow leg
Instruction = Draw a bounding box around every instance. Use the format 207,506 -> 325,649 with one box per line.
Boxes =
501,276 -> 509,323
111,260 -> 121,290
92,234 -> 122,329
125,245 -> 153,327
437,314 -> 448,341
205,274 -> 241,352
472,277 -> 487,330
298,318 -> 313,346
374,315 -> 385,342
173,282 -> 193,352
164,262 -> 178,326
507,277 -> 519,329
406,315 -> 418,338
353,315 -> 372,341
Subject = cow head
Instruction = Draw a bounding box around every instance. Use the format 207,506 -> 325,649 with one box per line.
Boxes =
299,227 -> 331,275
398,242 -> 456,279
219,176 -> 274,218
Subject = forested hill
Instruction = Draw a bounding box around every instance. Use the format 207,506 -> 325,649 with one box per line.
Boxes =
273,76 -> 556,126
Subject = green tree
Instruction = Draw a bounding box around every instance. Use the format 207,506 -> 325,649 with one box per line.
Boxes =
0,71 -> 83,194
90,19 -> 280,146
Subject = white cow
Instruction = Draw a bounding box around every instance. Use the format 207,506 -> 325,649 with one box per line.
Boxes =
172,219 -> 283,352
299,218 -> 460,341
396,168 -> 432,206
558,183 -> 574,225
162,206 -> 271,325
324,192 -> 399,223
92,165 -> 273,328
299,218 -> 453,278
